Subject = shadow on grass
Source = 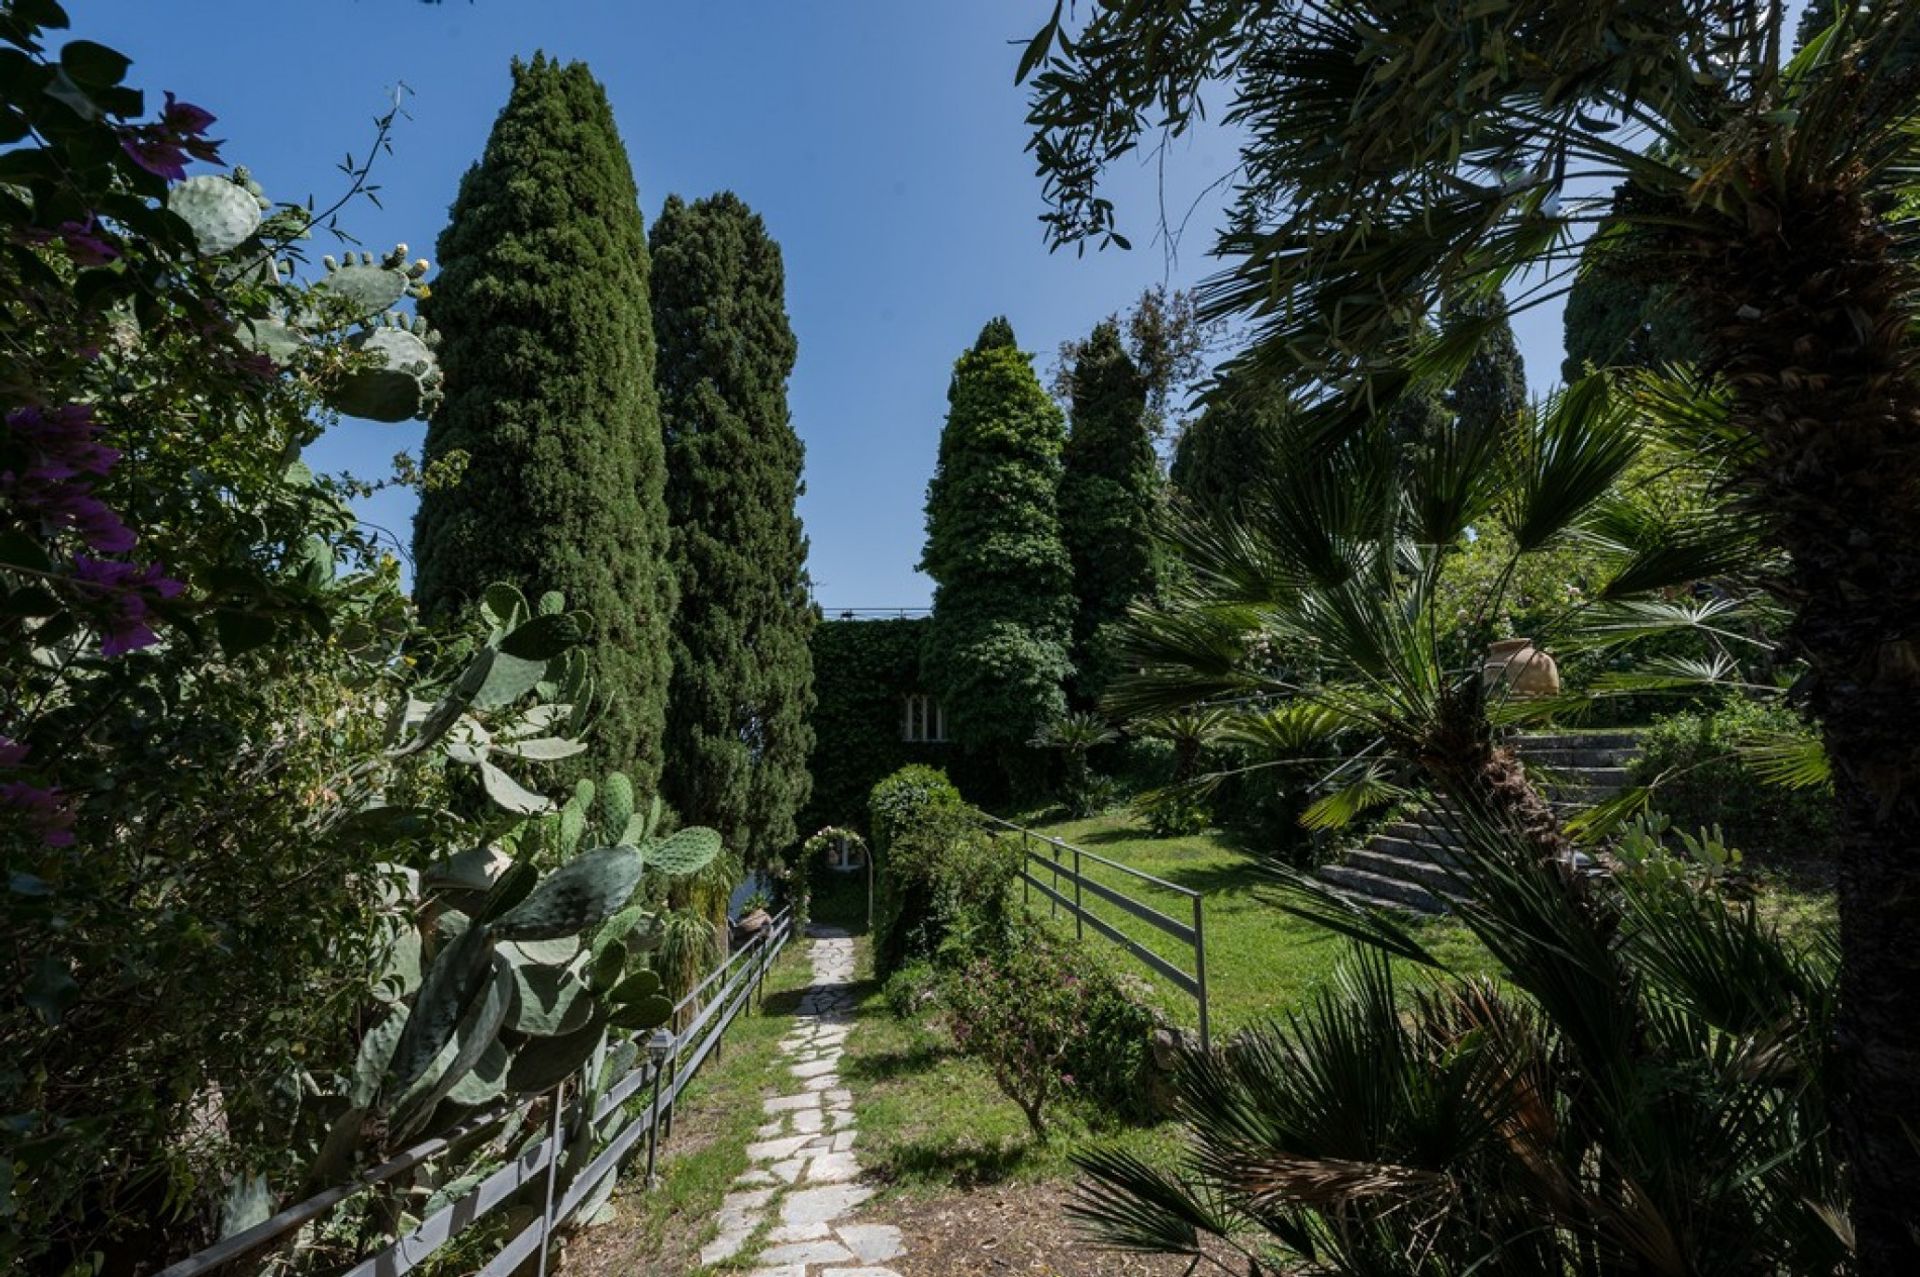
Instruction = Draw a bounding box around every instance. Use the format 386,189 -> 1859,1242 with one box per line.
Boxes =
838,1037 -> 952,1083
757,986 -> 810,1018
870,1134 -> 1041,1188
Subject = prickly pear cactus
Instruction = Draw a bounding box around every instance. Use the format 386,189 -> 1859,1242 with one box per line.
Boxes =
329,317 -> 444,423
168,170 -> 267,255
315,245 -> 431,322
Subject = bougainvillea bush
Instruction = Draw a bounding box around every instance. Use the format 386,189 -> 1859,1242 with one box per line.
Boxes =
0,9 -> 467,1268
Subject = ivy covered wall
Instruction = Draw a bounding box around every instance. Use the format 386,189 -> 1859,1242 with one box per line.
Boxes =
802,617 -> 947,831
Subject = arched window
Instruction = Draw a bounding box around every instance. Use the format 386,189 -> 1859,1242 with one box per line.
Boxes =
899,693 -> 947,743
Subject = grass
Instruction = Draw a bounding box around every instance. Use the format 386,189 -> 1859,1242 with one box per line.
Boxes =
1023,811 -> 1491,1037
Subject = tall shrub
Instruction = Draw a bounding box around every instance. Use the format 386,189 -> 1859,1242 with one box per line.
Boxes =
412,54 -> 674,789
651,191 -> 814,864
1058,320 -> 1162,702
919,319 -> 1074,755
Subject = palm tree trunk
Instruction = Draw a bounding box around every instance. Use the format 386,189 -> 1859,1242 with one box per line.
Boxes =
1698,191 -> 1920,1272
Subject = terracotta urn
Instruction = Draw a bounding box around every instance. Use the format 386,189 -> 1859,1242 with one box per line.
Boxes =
1482,637 -> 1560,698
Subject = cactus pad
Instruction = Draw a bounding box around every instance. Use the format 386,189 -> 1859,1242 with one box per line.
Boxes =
169,173 -> 265,255
327,323 -> 444,423
316,246 -> 430,321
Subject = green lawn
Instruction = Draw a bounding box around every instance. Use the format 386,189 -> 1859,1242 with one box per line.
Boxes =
1024,812 -> 1491,1037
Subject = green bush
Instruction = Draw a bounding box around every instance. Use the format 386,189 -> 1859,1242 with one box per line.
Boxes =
868,763 -> 963,858
1210,748 -> 1320,865
945,923 -> 1157,1135
882,960 -> 943,1019
1634,699 -> 1838,860
869,766 -> 967,975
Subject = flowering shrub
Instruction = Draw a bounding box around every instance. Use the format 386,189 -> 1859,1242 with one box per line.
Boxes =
0,12 -> 461,1269
944,925 -> 1157,1136
945,928 -> 1090,1138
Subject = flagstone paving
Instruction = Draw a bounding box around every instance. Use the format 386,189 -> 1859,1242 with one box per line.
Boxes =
698,929 -> 903,1276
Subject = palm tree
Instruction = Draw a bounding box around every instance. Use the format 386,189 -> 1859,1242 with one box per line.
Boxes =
1023,6 -> 1920,1259
1073,815 -> 1845,1275
1108,375 -> 1760,857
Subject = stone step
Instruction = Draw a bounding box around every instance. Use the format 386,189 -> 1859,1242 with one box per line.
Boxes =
1518,745 -> 1640,768
1513,731 -> 1642,753
1528,765 -> 1633,790
1370,831 -> 1465,866
1346,846 -> 1466,895
1315,864 -> 1446,914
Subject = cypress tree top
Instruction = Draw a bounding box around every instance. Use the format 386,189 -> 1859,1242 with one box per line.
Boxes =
1059,319 -> 1161,702
920,318 -> 1074,752
653,190 -> 814,866
412,53 -> 675,790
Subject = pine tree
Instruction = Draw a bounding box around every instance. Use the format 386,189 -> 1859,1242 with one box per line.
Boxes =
652,192 -> 814,864
1058,320 -> 1161,703
412,54 -> 674,790
920,318 -> 1074,753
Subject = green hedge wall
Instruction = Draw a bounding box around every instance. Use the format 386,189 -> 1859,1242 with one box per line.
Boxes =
803,617 -> 944,831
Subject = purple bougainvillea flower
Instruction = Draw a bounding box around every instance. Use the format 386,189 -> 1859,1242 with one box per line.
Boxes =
0,737 -> 28,769
121,135 -> 188,182
56,217 -> 118,267
160,92 -> 216,137
99,620 -> 159,657
0,780 -> 76,847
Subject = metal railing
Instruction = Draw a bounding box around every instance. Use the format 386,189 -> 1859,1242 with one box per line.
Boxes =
157,907 -> 796,1277
979,814 -> 1210,1046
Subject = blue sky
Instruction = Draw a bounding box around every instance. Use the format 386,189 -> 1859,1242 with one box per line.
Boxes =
77,1 -> 1585,610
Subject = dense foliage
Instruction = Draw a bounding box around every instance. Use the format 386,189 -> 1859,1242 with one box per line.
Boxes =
653,191 -> 814,867
801,617 -> 945,829
1168,375 -> 1286,514
1635,698 -> 1840,861
919,319 -> 1074,756
1023,8 -> 1920,1255
412,54 -> 674,791
1058,320 -> 1162,703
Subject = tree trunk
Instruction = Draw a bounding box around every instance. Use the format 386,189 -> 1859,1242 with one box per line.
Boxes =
1698,188 -> 1920,1273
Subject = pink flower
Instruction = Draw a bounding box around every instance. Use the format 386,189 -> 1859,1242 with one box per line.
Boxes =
1,780 -> 75,847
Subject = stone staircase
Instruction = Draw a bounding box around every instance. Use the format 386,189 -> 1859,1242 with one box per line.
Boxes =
1315,731 -> 1640,913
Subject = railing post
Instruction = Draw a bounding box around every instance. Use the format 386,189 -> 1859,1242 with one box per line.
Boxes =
1192,892 -> 1210,1050
1073,843 -> 1084,942
536,1081 -> 566,1277
1050,840 -> 1062,919
1021,828 -> 1031,909
644,1049 -> 665,1186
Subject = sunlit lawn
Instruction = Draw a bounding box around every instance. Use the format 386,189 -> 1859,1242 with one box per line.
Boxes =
1028,811 -> 1493,1038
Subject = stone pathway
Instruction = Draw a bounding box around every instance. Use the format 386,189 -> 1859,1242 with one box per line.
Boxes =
698,929 -> 903,1276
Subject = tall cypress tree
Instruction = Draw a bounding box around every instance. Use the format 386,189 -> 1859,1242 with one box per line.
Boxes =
1058,319 -> 1161,703
652,192 -> 814,864
412,54 -> 674,790
920,318 -> 1074,753
1170,377 -> 1288,515
1444,292 -> 1527,432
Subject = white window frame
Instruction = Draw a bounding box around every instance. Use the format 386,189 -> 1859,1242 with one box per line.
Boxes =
900,693 -> 947,743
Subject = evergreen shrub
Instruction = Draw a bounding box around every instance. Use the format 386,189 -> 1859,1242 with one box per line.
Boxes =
1633,699 -> 1838,860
